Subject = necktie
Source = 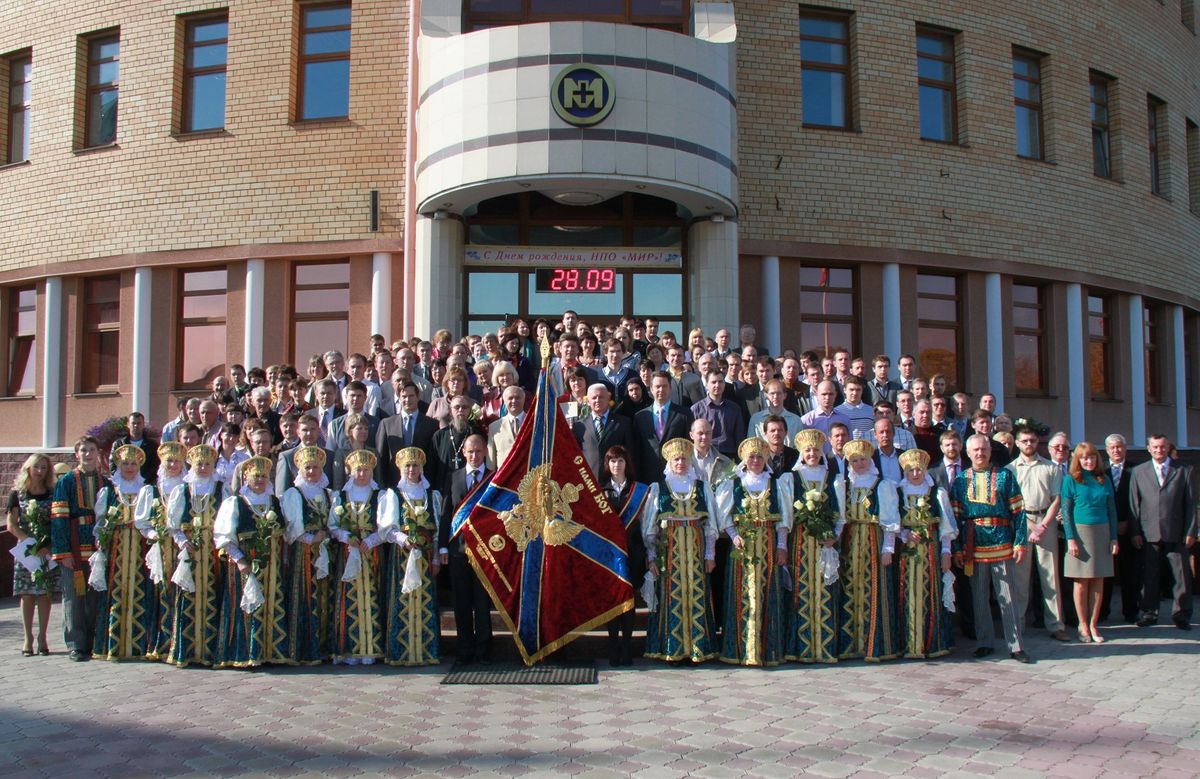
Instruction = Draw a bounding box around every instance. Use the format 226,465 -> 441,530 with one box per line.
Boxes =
468,469 -> 479,490
594,414 -> 604,438
947,464 -> 958,482
404,414 -> 414,446
510,416 -> 519,436
655,407 -> 665,439
1160,463 -> 1169,484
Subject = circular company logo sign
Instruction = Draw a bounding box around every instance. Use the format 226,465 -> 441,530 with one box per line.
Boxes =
551,65 -> 615,127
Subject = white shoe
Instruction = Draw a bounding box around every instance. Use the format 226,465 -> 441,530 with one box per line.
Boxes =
361,657 -> 375,665
346,657 -> 361,665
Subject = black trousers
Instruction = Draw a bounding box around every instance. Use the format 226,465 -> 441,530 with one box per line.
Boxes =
1100,530 -> 1142,622
449,553 -> 493,659
1139,541 -> 1193,622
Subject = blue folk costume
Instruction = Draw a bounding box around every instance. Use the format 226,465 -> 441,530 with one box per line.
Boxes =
642,440 -> 724,663
137,463 -> 186,661
896,469 -> 957,659
164,467 -> 225,667
91,470 -> 157,661
838,441 -> 901,661
788,459 -> 846,664
280,472 -> 335,665
329,480 -> 389,664
213,470 -> 296,668
717,446 -> 793,667
382,469 -> 441,666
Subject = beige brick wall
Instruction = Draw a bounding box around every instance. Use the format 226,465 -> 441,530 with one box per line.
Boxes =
0,0 -> 408,275
735,0 -> 1200,303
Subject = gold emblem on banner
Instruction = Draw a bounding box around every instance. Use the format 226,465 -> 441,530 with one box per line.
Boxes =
499,464 -> 585,552
488,534 -> 507,552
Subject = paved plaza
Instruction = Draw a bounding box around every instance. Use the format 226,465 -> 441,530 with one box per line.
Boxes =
0,600 -> 1197,779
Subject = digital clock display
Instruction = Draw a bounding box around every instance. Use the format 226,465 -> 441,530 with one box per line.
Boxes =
534,267 -> 617,293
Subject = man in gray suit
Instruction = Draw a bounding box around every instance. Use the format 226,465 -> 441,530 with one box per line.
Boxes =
1130,434 -> 1198,630
275,415 -> 337,494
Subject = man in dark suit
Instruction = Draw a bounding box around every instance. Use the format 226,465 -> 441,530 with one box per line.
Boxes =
1130,434 -> 1198,630
376,382 -> 439,485
928,428 -> 974,639
580,383 -> 636,477
762,415 -> 799,474
870,417 -> 906,483
327,381 -> 380,453
865,354 -> 902,406
275,415 -> 337,495
1100,433 -> 1140,623
439,433 -> 494,664
633,371 -> 695,483
109,412 -> 159,482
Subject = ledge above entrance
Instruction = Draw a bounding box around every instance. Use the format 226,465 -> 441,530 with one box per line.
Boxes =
414,21 -> 738,219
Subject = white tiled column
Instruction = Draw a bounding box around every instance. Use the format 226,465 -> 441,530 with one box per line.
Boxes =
760,255 -> 780,356
414,215 -> 464,338
42,276 -> 63,448
131,267 -> 152,415
1065,283 -> 1086,443
882,263 -> 901,370
371,251 -> 393,340
688,218 -> 739,336
244,259 -> 265,368
985,272 -> 1005,413
1173,305 -> 1188,448
1129,295 -> 1146,444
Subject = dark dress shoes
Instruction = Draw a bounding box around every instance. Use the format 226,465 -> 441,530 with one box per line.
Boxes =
1010,650 -> 1032,664
1175,619 -> 1192,631
1136,614 -> 1157,628
973,646 -> 994,659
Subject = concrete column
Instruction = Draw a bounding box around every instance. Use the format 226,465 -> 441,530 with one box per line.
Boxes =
687,218 -> 739,336
131,267 -> 152,415
882,263 -> 901,374
244,259 -> 265,368
1129,295 -> 1146,445
985,272 -> 1005,413
414,215 -> 465,337
1065,283 -> 1086,444
1173,305 -> 1188,448
760,255 -> 781,357
41,276 -> 62,448
371,251 -> 392,340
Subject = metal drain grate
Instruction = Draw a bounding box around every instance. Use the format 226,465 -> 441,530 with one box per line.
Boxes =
441,660 -> 597,685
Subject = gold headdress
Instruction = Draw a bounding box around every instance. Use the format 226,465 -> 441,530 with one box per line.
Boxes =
794,429 -> 827,451
186,444 -> 217,467
295,446 -> 327,470
737,437 -> 769,462
395,447 -> 426,468
157,441 -> 187,461
242,456 -> 273,479
661,438 -> 694,462
842,439 -> 876,461
344,449 -> 378,473
113,444 -> 146,467
897,448 -> 931,473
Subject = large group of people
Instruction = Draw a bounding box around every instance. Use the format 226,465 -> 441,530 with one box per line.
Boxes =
7,311 -> 1198,669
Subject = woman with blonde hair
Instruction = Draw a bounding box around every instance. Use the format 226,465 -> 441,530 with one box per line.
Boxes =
1062,442 -> 1119,643
7,453 -> 58,655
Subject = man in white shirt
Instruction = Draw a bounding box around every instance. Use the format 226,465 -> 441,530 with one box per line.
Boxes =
835,376 -> 874,439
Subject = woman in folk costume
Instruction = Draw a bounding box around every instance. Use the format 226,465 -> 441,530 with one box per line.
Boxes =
279,446 -> 334,665
213,455 -> 296,668
642,438 -> 726,663
786,429 -> 846,664
381,447 -> 440,666
90,444 -> 156,661
329,449 -> 391,665
838,439 -> 902,661
165,444 -> 224,667
718,437 -> 793,667
601,445 -> 653,667
137,442 -> 187,660
895,449 -> 956,659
